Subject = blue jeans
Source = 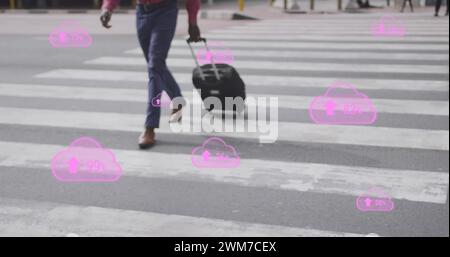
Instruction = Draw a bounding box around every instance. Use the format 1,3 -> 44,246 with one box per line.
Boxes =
136,1 -> 182,128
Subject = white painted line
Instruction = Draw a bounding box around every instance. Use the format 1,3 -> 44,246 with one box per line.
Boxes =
0,198 -> 362,236
35,69 -> 450,92
276,94 -> 449,116
0,83 -> 147,103
252,21 -> 448,26
0,142 -> 448,204
209,29 -> 450,36
124,47 -> 449,61
245,18 -> 449,23
170,39 -> 449,51
1,83 -> 448,116
84,56 -> 449,75
0,107 -> 448,150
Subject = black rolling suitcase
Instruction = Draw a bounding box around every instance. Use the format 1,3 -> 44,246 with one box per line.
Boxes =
187,38 -> 246,113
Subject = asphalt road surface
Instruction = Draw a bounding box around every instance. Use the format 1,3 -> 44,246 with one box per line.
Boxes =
0,10 -> 448,237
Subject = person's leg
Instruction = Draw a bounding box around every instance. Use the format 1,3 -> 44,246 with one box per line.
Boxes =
137,5 -> 162,128
401,0 -> 406,12
149,3 -> 183,102
145,3 -> 181,127
152,2 -> 182,101
356,0 -> 363,8
136,6 -> 153,64
136,5 -> 162,128
409,0 -> 414,12
446,0 -> 449,15
435,0 -> 442,16
435,0 -> 442,14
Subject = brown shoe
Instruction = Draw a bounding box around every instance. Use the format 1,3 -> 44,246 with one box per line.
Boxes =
138,127 -> 155,149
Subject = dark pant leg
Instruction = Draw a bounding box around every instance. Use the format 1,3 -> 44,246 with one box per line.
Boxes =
401,0 -> 406,11
151,6 -> 183,102
136,6 -> 161,128
136,4 -> 181,128
136,7 -> 152,64
435,0 -> 442,13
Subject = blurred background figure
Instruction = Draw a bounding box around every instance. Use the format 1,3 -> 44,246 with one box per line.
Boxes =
357,0 -> 370,8
356,0 -> 378,8
434,0 -> 449,16
400,0 -> 414,12
100,0 -> 201,149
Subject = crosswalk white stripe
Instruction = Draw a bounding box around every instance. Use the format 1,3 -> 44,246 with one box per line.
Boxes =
251,14 -> 443,17
230,21 -> 448,25
0,107 -> 448,150
125,47 -> 450,61
85,57 -> 448,75
1,83 -> 448,116
240,18 -> 449,23
233,20 -> 449,25
248,27 -> 449,30
213,25 -> 448,31
240,23 -> 448,28
0,141 -> 448,204
170,40 -> 449,51
250,22 -> 449,27
1,16 -> 448,238
35,69 -> 450,92
277,94 -> 448,116
209,29 -> 450,36
225,23 -> 449,29
0,197 -> 364,236
233,25 -> 449,31
200,34 -> 449,43
255,17 -> 448,22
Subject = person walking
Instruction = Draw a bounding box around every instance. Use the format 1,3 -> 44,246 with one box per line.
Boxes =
100,0 -> 201,149
400,0 -> 414,12
434,0 -> 449,16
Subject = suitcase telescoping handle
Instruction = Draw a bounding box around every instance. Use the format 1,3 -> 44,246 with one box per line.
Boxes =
186,37 -> 221,81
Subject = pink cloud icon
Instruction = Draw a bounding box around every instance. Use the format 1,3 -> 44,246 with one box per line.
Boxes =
207,41 -> 225,47
192,137 -> 240,168
51,137 -> 122,182
196,42 -> 234,65
151,92 -> 171,108
309,82 -> 377,125
372,16 -> 406,37
49,20 -> 92,48
356,187 -> 395,212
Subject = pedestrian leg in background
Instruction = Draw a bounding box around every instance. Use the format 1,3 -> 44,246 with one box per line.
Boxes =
149,5 -> 184,123
447,0 -> 449,15
434,0 -> 448,16
401,0 -> 413,12
400,0 -> 406,12
445,0 -> 448,16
